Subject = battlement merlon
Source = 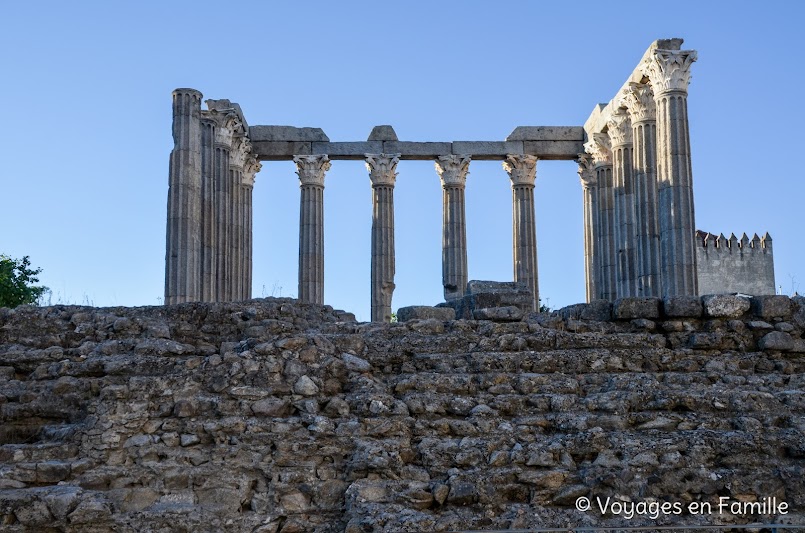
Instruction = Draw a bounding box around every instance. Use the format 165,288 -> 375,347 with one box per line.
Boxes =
584,38 -> 684,137
248,125 -> 585,161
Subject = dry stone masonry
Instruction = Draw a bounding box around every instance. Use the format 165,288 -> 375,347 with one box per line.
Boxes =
165,37 -> 777,321
1,295 -> 804,531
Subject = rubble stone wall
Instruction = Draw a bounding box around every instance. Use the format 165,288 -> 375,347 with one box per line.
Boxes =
1,295 -> 804,532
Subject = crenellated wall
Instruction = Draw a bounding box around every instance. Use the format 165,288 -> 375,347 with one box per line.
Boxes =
696,230 -> 775,296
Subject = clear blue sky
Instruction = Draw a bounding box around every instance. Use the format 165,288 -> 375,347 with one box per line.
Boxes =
2,1 -> 803,321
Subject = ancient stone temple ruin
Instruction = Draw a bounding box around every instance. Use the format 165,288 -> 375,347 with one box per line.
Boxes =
165,38 -> 775,320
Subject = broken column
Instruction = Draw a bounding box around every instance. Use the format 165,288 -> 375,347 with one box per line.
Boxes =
577,154 -> 598,302
435,155 -> 471,301
641,48 -> 698,297
503,154 -> 539,311
366,154 -> 401,322
294,155 -> 331,304
165,88 -> 203,304
607,107 -> 638,298
623,82 -> 661,297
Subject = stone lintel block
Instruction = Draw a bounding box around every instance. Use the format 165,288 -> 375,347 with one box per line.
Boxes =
662,296 -> 703,318
702,294 -> 751,318
382,141 -> 453,159
613,298 -> 661,320
251,141 -> 312,160
464,280 -> 532,313
473,306 -> 523,322
758,331 -> 794,352
249,125 -> 329,142
397,306 -> 455,322
367,125 -> 398,141
452,141 -> 523,159
750,295 -> 793,320
506,126 -> 585,142
523,140 -> 585,160
311,142 -> 383,159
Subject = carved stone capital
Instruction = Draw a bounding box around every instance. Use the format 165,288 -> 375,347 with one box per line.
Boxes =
502,154 -> 537,187
230,136 -> 252,170
365,154 -> 400,187
435,155 -> 470,188
641,49 -> 697,95
293,155 -> 331,187
622,82 -> 656,123
606,107 -> 633,147
583,133 -> 612,167
577,153 -> 597,189
243,156 -> 261,186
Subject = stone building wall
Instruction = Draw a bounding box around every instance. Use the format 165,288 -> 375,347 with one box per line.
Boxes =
0,296 -> 803,532
696,231 -> 775,296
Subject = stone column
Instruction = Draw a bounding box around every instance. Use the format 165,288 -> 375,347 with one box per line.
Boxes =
435,155 -> 471,301
641,48 -> 698,297
366,154 -> 400,322
503,154 -> 539,311
294,155 -> 331,304
165,88 -> 203,305
607,107 -> 638,298
585,134 -> 615,301
199,117 -> 217,302
623,82 -> 661,297
241,157 -> 260,300
213,124 -> 235,301
577,154 -> 598,303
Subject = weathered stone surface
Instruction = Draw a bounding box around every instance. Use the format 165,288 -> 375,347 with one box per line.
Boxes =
250,141 -> 312,159
382,141 -> 452,159
702,294 -> 751,318
451,141 -> 523,158
506,126 -> 585,141
396,306 -> 455,322
523,140 -> 586,160
367,125 -> 398,141
758,331 -> 794,351
751,295 -> 793,320
311,141 -> 383,158
249,125 -> 329,142
473,306 -> 523,322
662,295 -> 703,318
613,297 -> 660,319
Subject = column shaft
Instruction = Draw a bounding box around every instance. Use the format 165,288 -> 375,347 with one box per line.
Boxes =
633,120 -> 661,296
295,155 -> 330,304
199,119 -> 216,302
612,144 -> 637,297
366,154 -> 400,322
436,155 -> 470,301
214,147 -> 231,301
165,88 -> 203,304
503,155 -> 539,311
578,155 -> 598,302
597,164 -> 617,301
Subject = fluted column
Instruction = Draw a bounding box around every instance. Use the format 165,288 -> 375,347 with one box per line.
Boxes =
165,88 -> 203,304
608,107 -> 638,298
577,154 -> 598,303
241,157 -> 260,300
366,154 -> 400,322
212,125 -> 234,301
642,48 -> 698,297
623,82 -> 661,297
435,155 -> 471,301
585,134 -> 615,301
503,154 -> 539,311
294,155 -> 331,304
199,117 -> 216,302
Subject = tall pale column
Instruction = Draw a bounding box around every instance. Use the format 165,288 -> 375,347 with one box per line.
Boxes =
366,154 -> 400,322
503,154 -> 539,311
577,154 -> 599,302
213,126 -> 235,301
585,134 -> 615,301
199,117 -> 217,302
165,88 -> 203,304
435,155 -> 471,301
608,107 -> 638,298
623,82 -> 661,297
642,49 -> 698,297
294,155 -> 331,304
242,157 -> 260,300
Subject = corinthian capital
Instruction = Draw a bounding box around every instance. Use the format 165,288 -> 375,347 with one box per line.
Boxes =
294,155 -> 331,187
641,49 -> 697,95
577,153 -> 597,189
606,107 -> 633,147
583,133 -> 612,167
502,154 -> 538,187
243,156 -> 261,186
435,155 -> 471,188
230,136 -> 252,169
622,82 -> 656,123
365,154 -> 401,187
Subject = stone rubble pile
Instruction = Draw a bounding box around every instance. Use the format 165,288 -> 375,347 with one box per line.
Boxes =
0,295 -> 803,532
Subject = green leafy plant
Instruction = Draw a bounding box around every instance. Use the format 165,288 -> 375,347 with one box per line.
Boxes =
0,255 -> 48,309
